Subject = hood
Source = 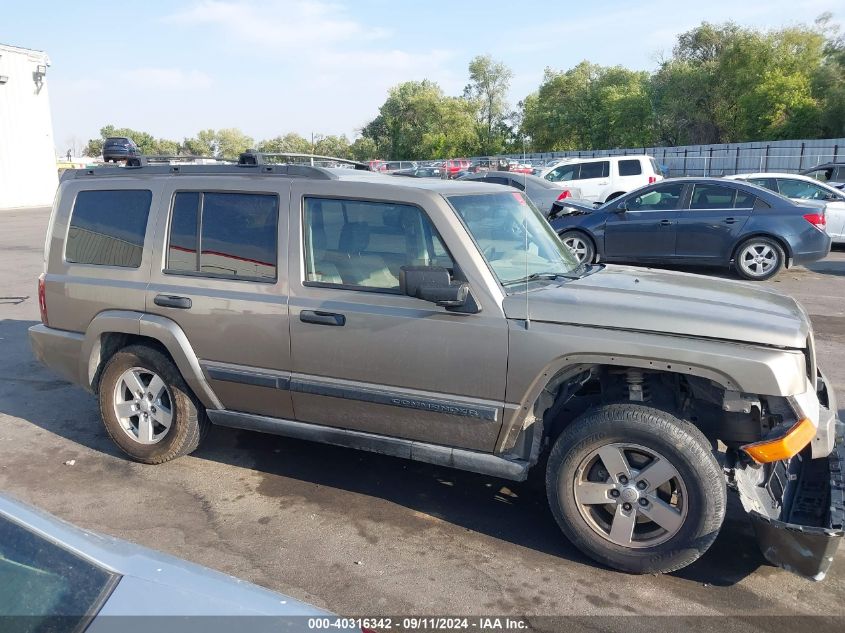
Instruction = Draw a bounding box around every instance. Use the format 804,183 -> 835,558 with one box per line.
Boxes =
502,265 -> 809,348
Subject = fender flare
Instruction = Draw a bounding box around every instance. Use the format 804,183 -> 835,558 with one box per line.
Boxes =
81,310 -> 222,409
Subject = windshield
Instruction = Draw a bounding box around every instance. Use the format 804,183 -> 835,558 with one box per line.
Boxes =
447,192 -> 581,285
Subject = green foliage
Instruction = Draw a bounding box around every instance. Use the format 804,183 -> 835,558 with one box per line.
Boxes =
183,129 -> 217,157
464,55 -> 513,154
362,80 -> 480,159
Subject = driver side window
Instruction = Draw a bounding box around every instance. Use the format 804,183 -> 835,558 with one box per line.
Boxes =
626,182 -> 685,211
547,164 -> 578,182
303,198 -> 454,292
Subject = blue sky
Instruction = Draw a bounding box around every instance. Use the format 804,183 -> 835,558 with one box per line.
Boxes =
3,0 -> 843,152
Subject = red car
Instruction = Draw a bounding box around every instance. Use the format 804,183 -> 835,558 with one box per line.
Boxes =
444,159 -> 471,178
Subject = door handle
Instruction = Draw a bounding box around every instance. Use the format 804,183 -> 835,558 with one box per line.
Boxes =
723,217 -> 737,224
300,310 -> 346,326
154,294 -> 192,309
659,219 -> 673,226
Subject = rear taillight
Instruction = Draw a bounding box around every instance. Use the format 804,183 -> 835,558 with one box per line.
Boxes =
648,176 -> 657,184
557,190 -> 572,201
38,273 -> 48,326
803,213 -> 826,230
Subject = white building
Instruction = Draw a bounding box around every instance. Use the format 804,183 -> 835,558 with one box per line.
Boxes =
0,43 -> 59,209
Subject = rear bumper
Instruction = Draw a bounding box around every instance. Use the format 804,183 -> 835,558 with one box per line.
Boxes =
790,233 -> 832,267
28,324 -> 84,387
733,371 -> 844,580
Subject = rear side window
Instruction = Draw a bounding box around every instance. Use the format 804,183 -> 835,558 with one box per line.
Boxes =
166,191 -> 279,282
618,159 -> 642,176
689,184 -> 736,209
577,161 -> 609,179
733,189 -> 757,209
66,189 -> 152,267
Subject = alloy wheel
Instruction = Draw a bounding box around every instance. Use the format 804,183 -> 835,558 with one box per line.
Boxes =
570,443 -> 688,548
112,367 -> 173,445
738,242 -> 779,278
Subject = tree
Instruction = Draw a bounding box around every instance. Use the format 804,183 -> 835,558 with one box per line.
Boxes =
521,63 -> 655,151
183,129 -> 217,156
464,55 -> 513,155
349,137 -> 379,161
215,128 -> 254,158
257,133 -> 312,154
362,80 -> 479,159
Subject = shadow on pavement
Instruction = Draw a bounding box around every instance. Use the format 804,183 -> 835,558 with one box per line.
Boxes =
0,317 -> 767,586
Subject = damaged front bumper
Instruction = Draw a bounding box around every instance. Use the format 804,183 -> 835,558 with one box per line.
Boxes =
732,372 -> 844,581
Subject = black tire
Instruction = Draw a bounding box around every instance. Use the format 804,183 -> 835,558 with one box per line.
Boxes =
733,236 -> 785,281
546,403 -> 726,574
98,344 -> 208,464
559,230 -> 596,264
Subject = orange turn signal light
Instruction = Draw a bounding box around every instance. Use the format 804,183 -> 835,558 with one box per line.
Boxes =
741,418 -> 816,463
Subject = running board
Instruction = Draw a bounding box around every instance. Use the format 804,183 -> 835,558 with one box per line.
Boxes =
207,409 -> 529,481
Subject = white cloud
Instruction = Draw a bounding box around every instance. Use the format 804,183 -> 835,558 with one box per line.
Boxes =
164,0 -> 390,51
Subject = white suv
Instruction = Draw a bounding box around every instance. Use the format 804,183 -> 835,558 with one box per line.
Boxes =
544,155 -> 663,203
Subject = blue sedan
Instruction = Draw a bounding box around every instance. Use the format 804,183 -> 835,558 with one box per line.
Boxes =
549,177 -> 832,281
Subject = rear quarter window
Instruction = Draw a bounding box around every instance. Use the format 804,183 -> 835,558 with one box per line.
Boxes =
618,159 -> 642,176
66,189 -> 152,267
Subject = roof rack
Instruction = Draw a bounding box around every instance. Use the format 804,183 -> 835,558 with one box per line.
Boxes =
237,150 -> 371,171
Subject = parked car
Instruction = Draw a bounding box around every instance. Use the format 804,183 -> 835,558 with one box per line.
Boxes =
443,159 -> 471,179
550,177 -> 831,280
725,172 -> 845,243
0,493 -> 325,628
801,162 -> 845,189
102,137 -> 140,163
545,155 -> 664,204
392,166 -> 442,179
457,171 -> 582,216
29,154 -> 842,580
380,160 -> 417,174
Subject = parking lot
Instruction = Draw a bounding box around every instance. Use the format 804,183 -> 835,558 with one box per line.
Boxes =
2,205 -> 845,623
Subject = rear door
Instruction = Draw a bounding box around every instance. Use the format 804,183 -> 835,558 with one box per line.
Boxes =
603,181 -> 685,261
674,183 -> 754,263
574,160 -> 610,202
145,178 -> 294,419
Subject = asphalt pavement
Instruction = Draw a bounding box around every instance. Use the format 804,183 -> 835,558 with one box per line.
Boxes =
1,206 -> 844,624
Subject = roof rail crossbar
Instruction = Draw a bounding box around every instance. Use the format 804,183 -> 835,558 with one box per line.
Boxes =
238,150 -> 371,171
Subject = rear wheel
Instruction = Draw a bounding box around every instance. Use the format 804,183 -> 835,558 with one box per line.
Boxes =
98,345 -> 208,464
546,403 -> 726,574
734,237 -> 784,281
559,231 -> 595,264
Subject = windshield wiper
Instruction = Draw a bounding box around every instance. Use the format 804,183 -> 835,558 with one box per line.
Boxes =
503,271 -> 580,286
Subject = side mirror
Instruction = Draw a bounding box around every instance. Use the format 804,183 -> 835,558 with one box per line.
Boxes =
616,200 -> 628,212
400,266 -> 470,309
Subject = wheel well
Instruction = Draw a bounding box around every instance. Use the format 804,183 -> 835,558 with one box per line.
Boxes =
91,333 -> 174,394
520,364 -> 765,461
604,191 -> 625,202
731,233 -> 792,263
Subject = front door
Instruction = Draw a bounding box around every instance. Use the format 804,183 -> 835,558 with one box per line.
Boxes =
674,183 -> 753,262
603,181 -> 685,262
286,182 -> 509,452
145,180 -> 294,419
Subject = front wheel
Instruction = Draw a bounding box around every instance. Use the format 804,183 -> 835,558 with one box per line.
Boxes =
546,403 -> 726,574
559,231 -> 595,264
